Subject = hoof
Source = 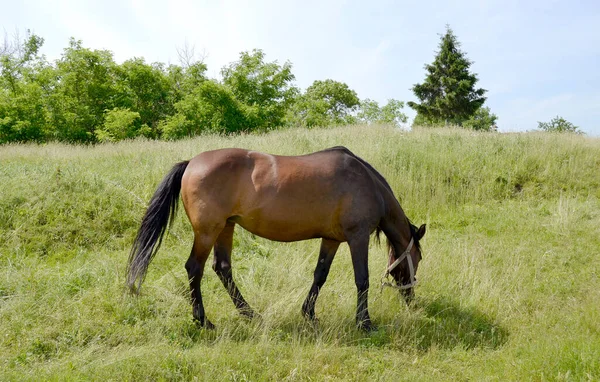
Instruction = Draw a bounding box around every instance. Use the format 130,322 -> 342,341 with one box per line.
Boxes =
195,317 -> 215,330
302,309 -> 316,321
204,320 -> 215,330
239,308 -> 256,320
357,319 -> 375,332
401,288 -> 415,306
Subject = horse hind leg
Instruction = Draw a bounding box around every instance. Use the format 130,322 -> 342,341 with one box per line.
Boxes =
212,221 -> 255,318
186,228 -> 222,329
302,238 -> 340,321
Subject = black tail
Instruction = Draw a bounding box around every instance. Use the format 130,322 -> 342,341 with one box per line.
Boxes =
127,160 -> 189,293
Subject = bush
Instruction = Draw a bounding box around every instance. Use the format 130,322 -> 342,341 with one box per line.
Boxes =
537,116 -> 581,133
358,98 -> 408,127
158,113 -> 194,140
463,107 -> 498,131
95,108 -> 143,142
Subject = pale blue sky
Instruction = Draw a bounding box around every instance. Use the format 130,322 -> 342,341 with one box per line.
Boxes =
2,0 -> 599,134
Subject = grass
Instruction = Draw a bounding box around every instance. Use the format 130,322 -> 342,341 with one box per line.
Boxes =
1,125 -> 599,380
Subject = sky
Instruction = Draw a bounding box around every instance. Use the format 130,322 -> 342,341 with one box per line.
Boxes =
2,0 -> 599,135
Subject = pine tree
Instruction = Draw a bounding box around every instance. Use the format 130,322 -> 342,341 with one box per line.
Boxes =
408,26 -> 486,126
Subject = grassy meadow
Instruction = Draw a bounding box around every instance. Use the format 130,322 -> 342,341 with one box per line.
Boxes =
1,125 -> 599,380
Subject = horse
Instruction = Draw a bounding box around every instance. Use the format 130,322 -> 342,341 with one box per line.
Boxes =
127,146 -> 426,331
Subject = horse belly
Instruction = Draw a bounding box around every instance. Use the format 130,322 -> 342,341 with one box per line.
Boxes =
233,203 -> 341,242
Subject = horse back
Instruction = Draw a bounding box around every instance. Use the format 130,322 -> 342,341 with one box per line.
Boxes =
181,147 -> 386,242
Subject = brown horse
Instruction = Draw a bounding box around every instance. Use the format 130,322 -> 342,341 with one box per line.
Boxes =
127,146 -> 425,330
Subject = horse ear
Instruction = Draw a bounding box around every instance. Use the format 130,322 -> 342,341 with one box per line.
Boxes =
416,224 -> 426,240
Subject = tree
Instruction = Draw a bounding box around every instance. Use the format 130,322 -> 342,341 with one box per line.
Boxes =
52,39 -> 120,142
159,80 -> 252,139
221,49 -> 297,129
115,59 -> 173,134
357,98 -> 408,127
166,46 -> 208,100
94,107 -> 151,142
0,30 -> 52,143
462,106 -> 498,131
288,79 -> 360,127
537,116 -> 581,133
408,25 -> 486,126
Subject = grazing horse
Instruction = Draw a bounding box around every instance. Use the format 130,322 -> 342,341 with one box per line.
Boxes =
127,146 -> 425,330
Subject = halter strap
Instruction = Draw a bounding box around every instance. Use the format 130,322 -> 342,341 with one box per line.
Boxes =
381,238 -> 417,290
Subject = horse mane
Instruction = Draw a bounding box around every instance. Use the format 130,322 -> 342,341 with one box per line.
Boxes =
323,146 -> 421,253
324,146 -> 394,194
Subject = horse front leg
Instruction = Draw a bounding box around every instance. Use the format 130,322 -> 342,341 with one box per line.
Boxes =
348,235 -> 373,331
302,238 -> 341,321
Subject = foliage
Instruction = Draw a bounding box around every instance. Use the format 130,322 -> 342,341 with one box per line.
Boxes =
156,113 -> 191,140
95,107 -> 145,142
6,29 -> 583,143
412,112 -> 439,127
3,36 -> 390,143
46,39 -> 121,142
221,49 -> 297,129
408,25 -> 486,126
116,58 -> 175,134
0,31 -> 51,143
288,79 -> 360,127
357,98 -> 408,127
0,29 -> 511,143
462,106 -> 498,131
537,115 -> 581,133
0,30 -> 46,92
160,81 -> 252,139
1,126 -> 599,380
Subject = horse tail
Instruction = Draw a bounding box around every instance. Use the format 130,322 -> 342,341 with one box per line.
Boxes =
127,160 -> 190,293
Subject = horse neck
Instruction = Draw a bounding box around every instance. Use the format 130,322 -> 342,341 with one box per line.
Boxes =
382,194 -> 413,253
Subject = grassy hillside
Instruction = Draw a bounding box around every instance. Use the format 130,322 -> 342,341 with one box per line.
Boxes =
1,125 -> 599,380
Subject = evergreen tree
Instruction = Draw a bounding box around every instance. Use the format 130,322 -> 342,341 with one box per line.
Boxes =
408,26 -> 486,126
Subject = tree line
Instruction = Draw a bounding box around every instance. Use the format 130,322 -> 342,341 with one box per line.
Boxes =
1,32 -> 413,144
1,26 -> 512,144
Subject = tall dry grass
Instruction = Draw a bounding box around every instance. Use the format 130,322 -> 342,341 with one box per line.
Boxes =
1,125 -> 599,380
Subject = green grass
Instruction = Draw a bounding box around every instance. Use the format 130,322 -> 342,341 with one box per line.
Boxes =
1,125 -> 599,381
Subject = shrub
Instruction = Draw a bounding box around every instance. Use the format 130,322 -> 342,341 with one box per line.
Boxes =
537,116 -> 581,133
463,107 -> 498,131
95,108 -> 143,142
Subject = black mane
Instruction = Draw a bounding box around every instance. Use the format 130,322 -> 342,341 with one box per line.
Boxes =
324,146 -> 421,250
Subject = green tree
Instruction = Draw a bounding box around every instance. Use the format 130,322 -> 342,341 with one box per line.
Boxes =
165,57 -> 207,102
52,39 -> 119,142
408,25 -> 486,126
95,107 -> 147,142
221,49 -> 297,129
0,31 -> 52,143
288,79 -> 360,127
159,80 -> 252,139
462,106 -> 498,131
358,98 -> 408,127
116,58 -> 173,135
537,116 -> 581,133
